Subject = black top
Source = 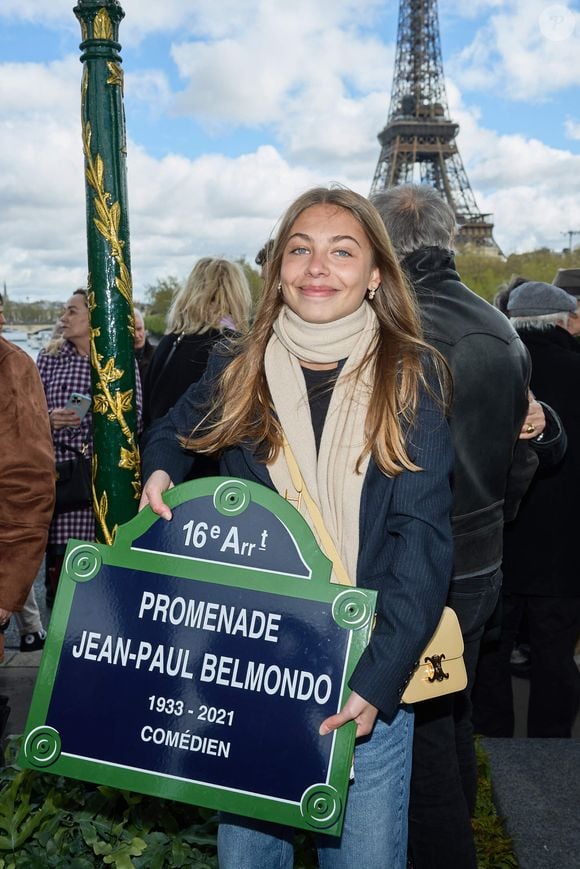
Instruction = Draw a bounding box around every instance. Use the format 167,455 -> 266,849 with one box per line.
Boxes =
502,326 -> 580,596
142,329 -> 228,429
142,328 -> 231,478
301,365 -> 339,454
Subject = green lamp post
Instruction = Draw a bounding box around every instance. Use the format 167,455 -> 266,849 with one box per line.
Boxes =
73,0 -> 140,544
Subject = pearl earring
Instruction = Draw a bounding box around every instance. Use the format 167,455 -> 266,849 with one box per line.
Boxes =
277,282 -> 282,293
367,285 -> 377,301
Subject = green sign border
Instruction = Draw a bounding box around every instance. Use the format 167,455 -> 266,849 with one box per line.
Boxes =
19,478 -> 376,837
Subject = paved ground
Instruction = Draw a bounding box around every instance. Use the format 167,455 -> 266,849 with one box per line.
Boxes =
482,737 -> 580,869
0,647 -> 43,740
1,568 -> 49,740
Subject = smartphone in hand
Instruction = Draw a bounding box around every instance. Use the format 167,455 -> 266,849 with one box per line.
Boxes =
64,392 -> 92,421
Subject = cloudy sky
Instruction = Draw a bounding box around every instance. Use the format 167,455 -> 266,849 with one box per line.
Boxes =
1,0 -> 579,302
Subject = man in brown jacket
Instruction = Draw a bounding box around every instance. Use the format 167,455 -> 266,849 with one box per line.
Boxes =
0,315 -> 55,661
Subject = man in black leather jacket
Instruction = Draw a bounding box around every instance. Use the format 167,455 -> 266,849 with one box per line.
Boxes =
373,184 -> 536,869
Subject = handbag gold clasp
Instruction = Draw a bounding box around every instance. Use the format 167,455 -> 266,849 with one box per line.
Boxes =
425,654 -> 449,683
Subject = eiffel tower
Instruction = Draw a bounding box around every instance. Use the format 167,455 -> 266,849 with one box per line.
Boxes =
370,0 -> 501,254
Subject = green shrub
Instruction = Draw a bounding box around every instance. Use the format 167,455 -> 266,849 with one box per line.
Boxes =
0,738 -> 218,869
473,737 -> 518,869
143,314 -> 166,338
0,737 -> 515,867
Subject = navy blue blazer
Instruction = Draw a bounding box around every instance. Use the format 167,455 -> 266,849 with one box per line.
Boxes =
142,351 -> 454,720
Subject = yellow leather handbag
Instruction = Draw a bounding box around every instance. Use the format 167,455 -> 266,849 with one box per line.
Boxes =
401,606 -> 467,704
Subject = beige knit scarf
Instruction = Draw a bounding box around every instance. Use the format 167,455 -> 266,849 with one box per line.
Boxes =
264,302 -> 379,583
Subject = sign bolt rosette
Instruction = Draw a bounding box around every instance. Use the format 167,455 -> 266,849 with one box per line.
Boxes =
20,479 -> 376,837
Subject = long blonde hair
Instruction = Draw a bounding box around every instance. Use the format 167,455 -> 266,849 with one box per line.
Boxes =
187,187 -> 448,476
166,258 -> 251,335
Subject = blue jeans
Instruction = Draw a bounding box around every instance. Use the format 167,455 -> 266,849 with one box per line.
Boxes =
218,707 -> 414,869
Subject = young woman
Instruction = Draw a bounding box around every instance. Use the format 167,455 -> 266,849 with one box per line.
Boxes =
140,187 -> 453,868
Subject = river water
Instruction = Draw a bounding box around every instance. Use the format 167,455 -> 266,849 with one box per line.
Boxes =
2,328 -> 52,360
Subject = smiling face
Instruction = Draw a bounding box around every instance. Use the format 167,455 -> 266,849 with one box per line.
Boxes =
279,204 -> 380,325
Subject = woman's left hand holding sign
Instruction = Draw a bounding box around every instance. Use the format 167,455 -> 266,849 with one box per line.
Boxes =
319,690 -> 379,738
139,470 -> 174,521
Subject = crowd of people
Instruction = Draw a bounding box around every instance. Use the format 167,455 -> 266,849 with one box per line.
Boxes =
1,184 -> 579,866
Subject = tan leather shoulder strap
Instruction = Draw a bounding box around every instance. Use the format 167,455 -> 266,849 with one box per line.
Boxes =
282,435 -> 353,587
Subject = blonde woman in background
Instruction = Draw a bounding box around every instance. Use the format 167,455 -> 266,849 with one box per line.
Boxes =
142,258 -> 252,439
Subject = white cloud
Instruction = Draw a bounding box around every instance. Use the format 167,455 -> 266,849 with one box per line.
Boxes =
163,2 -> 394,188
0,0 -> 198,38
120,0 -> 254,43
155,0 -> 386,41
482,184 -> 580,254
0,0 -> 386,47
169,6 -> 392,129
0,56 -> 78,115
125,69 -> 172,114
450,0 -> 580,100
565,117 -> 580,140
0,0 -> 72,24
0,57 -> 87,300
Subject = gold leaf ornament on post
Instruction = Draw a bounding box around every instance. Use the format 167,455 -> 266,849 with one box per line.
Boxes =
106,61 -> 124,89
82,127 -> 132,310
94,8 -> 113,41
82,129 -> 141,511
75,0 -> 140,544
91,454 -> 114,546
119,446 -> 139,471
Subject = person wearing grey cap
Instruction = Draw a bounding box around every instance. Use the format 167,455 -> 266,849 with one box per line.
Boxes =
473,281 -> 580,738
507,279 -> 578,318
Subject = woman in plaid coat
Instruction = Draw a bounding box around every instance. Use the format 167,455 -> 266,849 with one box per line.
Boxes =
37,289 -> 141,603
